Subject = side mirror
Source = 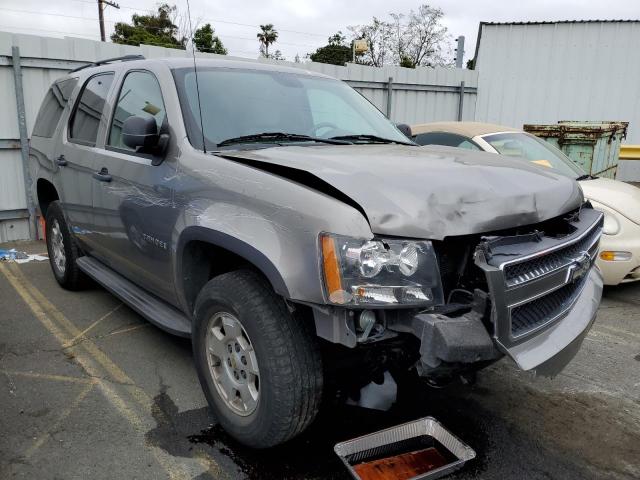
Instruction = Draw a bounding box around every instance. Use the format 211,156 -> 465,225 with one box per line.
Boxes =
122,115 -> 159,150
395,123 -> 412,138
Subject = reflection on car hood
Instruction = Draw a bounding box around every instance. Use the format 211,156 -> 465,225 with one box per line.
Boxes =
220,144 -> 583,239
580,177 -> 640,225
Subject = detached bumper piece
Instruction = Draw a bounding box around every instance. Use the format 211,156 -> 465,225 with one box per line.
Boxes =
412,312 -> 501,373
335,417 -> 475,480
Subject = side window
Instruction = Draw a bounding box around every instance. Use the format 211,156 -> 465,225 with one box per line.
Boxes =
69,73 -> 114,146
414,132 -> 480,150
108,71 -> 166,151
32,77 -> 78,138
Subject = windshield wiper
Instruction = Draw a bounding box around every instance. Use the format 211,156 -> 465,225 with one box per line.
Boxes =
329,134 -> 413,145
216,132 -> 352,148
575,174 -> 596,181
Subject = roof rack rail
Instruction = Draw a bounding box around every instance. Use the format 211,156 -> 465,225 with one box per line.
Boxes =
69,54 -> 145,73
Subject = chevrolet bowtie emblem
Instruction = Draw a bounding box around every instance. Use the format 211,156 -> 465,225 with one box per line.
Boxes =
567,252 -> 591,284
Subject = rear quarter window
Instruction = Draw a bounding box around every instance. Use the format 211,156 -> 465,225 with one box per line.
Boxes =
32,77 -> 78,138
69,73 -> 115,146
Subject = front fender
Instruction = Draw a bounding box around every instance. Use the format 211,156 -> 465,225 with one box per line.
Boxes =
172,147 -> 373,310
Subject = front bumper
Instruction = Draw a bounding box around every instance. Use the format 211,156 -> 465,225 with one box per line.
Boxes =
409,267 -> 602,377
502,267 -> 602,375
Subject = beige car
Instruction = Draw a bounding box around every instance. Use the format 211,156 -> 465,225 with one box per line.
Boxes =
411,122 -> 640,285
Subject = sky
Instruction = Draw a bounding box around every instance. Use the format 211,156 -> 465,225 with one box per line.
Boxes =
1,0 -> 639,64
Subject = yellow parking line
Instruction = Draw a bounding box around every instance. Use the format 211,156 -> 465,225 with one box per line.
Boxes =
24,381 -> 95,459
0,262 -> 203,480
62,302 -> 124,348
0,370 -> 94,384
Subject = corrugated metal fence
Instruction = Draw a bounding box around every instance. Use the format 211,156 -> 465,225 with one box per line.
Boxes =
474,21 -> 640,142
0,31 -> 477,241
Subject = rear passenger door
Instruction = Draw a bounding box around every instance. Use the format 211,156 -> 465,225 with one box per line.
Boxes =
56,72 -> 114,250
91,69 -> 177,302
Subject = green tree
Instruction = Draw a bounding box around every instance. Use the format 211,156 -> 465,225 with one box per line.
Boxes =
111,4 -> 186,49
257,24 -> 278,57
193,23 -> 227,54
309,31 -> 352,66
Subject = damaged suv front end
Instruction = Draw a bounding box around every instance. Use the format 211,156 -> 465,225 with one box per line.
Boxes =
315,205 -> 603,384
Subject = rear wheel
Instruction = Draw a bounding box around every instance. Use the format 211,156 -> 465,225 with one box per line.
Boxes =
192,270 -> 323,448
45,201 -> 87,290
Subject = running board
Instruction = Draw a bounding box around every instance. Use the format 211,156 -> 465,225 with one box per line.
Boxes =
76,256 -> 192,337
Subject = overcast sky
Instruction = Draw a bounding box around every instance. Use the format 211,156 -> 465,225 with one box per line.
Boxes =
1,0 -> 638,64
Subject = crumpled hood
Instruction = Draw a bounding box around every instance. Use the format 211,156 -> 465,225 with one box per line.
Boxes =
580,177 -> 640,225
219,144 -> 583,239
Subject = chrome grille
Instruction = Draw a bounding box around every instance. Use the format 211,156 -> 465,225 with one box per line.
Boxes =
475,207 -> 604,347
504,226 -> 601,287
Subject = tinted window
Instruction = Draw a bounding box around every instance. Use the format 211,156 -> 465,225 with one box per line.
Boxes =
108,71 -> 166,151
69,73 -> 114,145
32,78 -> 78,138
414,132 -> 480,150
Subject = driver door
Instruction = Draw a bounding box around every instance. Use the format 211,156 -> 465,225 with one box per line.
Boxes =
91,69 -> 178,302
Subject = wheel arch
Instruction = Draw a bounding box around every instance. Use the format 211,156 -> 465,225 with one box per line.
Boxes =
176,226 -> 290,316
36,178 -> 59,217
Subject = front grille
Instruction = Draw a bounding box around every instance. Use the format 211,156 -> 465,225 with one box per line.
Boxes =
474,207 -> 603,346
510,276 -> 587,336
504,225 -> 600,287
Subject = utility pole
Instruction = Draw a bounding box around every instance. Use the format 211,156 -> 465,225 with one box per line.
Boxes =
97,0 -> 120,42
455,35 -> 465,69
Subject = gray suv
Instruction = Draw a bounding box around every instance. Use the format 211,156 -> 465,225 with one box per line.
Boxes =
29,55 -> 603,448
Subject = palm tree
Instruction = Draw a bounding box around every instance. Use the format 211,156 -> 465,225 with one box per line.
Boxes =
257,24 -> 278,57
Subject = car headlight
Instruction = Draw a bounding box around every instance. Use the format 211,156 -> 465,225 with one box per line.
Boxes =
601,211 -> 620,235
320,233 -> 444,306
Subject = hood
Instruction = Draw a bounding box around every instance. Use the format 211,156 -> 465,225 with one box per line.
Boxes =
218,144 -> 583,240
580,177 -> 640,225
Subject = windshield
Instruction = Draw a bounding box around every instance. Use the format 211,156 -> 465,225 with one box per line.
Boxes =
173,67 -> 411,150
482,132 -> 585,179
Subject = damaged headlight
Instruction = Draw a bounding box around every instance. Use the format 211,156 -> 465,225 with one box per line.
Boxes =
320,233 -> 444,306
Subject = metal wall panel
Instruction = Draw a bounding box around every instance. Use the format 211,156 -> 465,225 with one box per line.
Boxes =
0,31 -> 478,241
475,22 -> 640,145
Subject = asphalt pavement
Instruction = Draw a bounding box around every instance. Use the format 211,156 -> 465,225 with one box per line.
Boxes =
1,240 -> 639,480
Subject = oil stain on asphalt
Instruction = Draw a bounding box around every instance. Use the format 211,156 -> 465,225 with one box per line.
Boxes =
143,373 -> 629,480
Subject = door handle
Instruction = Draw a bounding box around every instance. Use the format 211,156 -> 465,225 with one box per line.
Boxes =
93,167 -> 112,182
55,155 -> 67,166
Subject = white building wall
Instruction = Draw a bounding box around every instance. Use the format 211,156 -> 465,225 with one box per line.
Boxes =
475,21 -> 640,144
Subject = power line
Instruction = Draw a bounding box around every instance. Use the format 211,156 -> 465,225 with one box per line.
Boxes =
69,0 -> 331,38
0,6 -> 324,49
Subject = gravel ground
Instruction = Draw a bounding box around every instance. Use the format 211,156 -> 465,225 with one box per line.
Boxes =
1,240 -> 638,480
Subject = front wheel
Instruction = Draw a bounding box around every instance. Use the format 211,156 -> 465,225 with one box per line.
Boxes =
192,270 -> 323,448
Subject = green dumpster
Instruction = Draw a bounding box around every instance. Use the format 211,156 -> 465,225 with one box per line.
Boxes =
523,121 -> 628,178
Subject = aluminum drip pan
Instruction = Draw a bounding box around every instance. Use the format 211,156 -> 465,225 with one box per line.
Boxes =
334,417 -> 475,480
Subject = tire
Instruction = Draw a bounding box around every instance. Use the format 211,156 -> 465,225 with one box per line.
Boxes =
192,270 -> 323,448
45,201 -> 87,290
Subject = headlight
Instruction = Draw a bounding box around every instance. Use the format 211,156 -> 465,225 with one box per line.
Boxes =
320,233 -> 444,306
602,211 -> 620,235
